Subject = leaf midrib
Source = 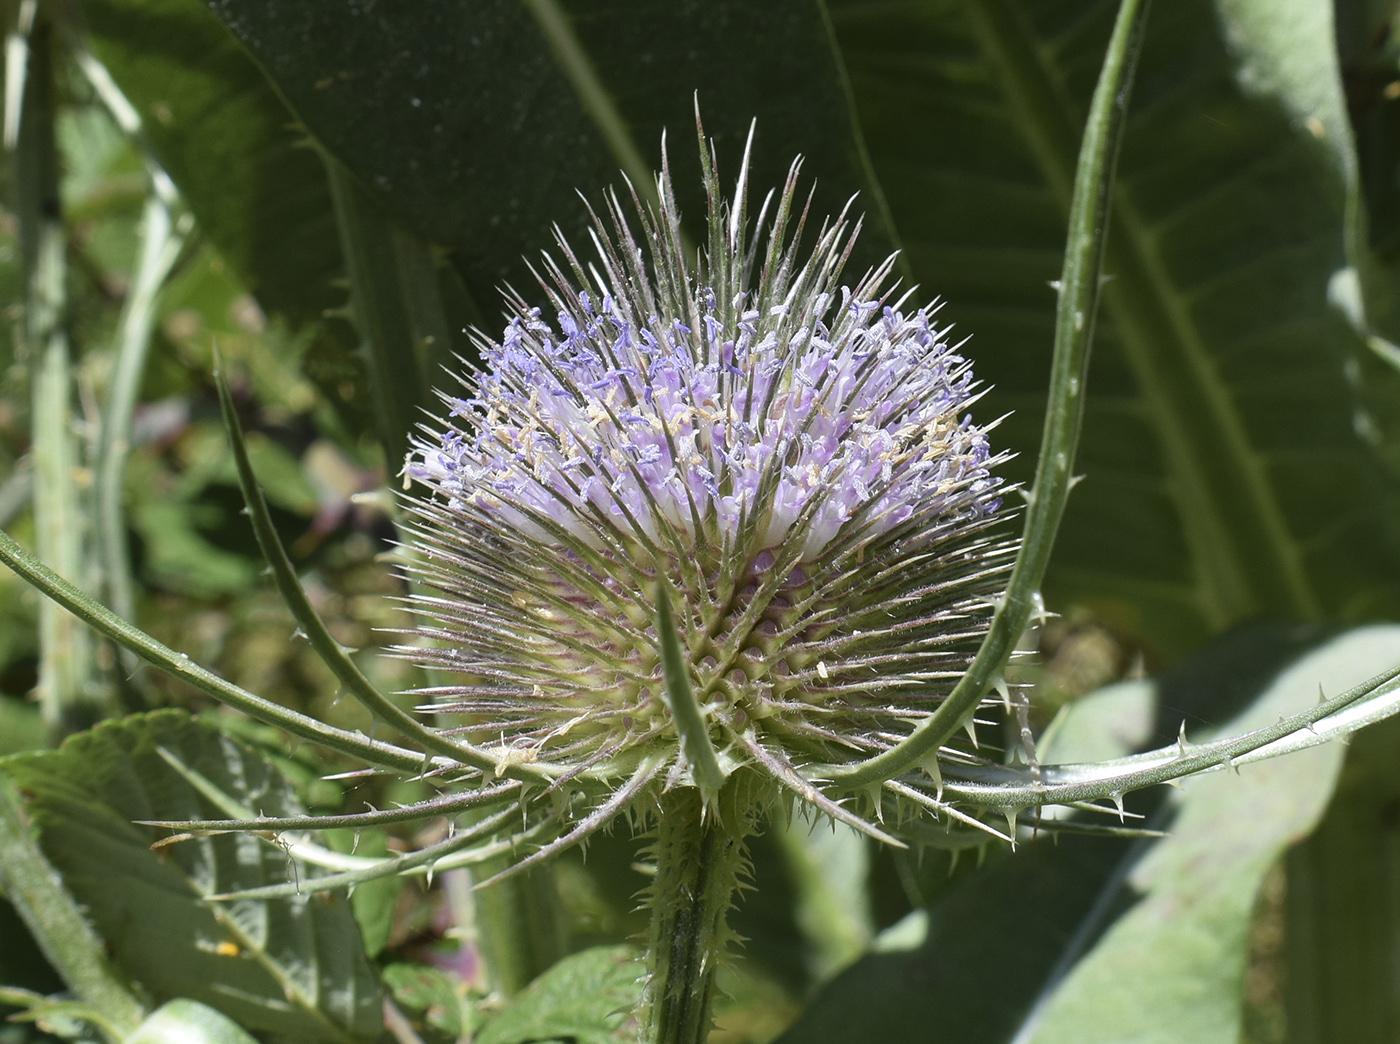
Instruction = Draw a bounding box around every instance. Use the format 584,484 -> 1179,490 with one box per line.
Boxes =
964,0 -> 1321,628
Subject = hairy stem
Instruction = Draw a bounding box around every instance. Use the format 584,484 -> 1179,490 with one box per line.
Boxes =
646,787 -> 749,1044
0,779 -> 147,1040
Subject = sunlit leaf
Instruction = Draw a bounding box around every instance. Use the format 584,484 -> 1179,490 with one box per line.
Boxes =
778,625 -> 1400,1043
475,945 -> 642,1044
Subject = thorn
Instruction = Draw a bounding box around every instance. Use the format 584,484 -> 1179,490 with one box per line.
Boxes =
1163,777 -> 1183,790
1318,683 -> 1328,705
916,751 -> 944,803
993,675 -> 1012,714
963,718 -> 980,750
1048,279 -> 1063,293
861,782 -> 884,822
947,849 -> 960,876
1111,792 -> 1125,822
1004,810 -> 1019,850
976,843 -> 988,867
1017,487 -> 1037,506
1177,721 -> 1189,758
1067,473 -> 1086,490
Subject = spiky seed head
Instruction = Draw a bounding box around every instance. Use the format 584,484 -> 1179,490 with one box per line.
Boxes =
400,129 -> 1013,849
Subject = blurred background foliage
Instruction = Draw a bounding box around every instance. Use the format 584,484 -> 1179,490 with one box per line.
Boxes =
3,0 -> 1400,1042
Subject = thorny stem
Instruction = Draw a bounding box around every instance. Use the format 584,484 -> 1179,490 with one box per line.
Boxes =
820,0 -> 1152,789
646,787 -> 749,1044
0,525 -> 438,773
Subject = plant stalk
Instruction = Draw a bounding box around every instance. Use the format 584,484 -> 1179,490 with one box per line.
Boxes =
468,856 -> 569,997
15,12 -> 103,738
646,787 -> 749,1044
0,779 -> 147,1041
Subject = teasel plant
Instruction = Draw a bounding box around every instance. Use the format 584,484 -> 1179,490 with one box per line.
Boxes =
3,0 -> 1400,1041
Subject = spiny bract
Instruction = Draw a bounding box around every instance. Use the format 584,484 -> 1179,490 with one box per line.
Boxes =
401,129 -> 1014,853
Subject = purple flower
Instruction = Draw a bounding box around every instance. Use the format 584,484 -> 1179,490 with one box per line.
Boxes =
401,133 -> 1011,838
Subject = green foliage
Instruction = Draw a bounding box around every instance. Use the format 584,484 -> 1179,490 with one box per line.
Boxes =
381,963 -> 476,1042
4,0 -> 1400,1041
1285,707 -> 1400,1040
122,1001 -> 258,1044
196,0 -> 900,302
0,712 -> 381,1042
778,626 -> 1400,1043
475,946 -> 643,1044
833,0 -> 1400,657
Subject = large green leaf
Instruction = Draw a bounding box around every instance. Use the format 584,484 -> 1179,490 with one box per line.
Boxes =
1020,626 -> 1400,1043
830,0 -> 1400,656
196,0 -> 901,311
71,0 -> 371,430
74,0 -> 339,325
475,945 -> 642,1044
776,625 -> 1400,1043
1283,710 -> 1400,1041
0,711 -> 382,1043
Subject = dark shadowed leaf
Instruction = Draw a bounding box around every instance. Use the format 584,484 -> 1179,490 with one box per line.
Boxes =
196,0 -> 901,314
1284,709 -> 1400,1041
71,0 -> 371,429
73,0 -> 340,325
830,0 -> 1400,656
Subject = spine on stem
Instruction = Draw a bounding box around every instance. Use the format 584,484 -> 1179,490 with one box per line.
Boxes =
645,786 -> 750,1044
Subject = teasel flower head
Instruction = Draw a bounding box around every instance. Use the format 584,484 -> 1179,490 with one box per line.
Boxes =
400,127 -> 1014,859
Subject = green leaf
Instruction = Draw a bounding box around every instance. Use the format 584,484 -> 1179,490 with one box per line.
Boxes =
72,0 -> 372,433
382,963 -> 476,1041
123,1000 -> 259,1044
773,819 -> 873,982
1283,708 -> 1400,1040
777,625 -> 1400,1043
195,0 -> 900,313
475,945 -> 643,1044
1018,626 -> 1400,1043
324,829 -> 400,959
0,696 -> 46,756
0,711 -> 382,1043
73,0 -> 341,327
0,779 -> 147,1041
830,0 -> 1400,655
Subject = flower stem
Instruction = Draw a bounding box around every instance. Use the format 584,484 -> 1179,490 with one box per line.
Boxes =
646,787 -> 748,1044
